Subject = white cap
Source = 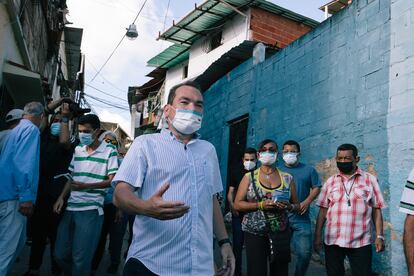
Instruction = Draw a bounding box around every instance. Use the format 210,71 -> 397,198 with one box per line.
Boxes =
5,109 -> 24,123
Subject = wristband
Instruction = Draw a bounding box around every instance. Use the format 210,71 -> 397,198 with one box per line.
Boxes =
218,238 -> 231,247
377,235 -> 385,241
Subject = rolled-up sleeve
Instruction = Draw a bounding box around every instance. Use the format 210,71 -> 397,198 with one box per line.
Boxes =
112,137 -> 147,189
316,178 -> 330,208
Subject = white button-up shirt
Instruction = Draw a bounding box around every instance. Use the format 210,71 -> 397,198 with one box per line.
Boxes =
113,129 -> 223,275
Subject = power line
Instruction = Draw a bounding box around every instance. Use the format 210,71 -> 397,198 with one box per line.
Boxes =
84,94 -> 129,111
89,34 -> 126,82
84,93 -> 129,109
85,83 -> 127,102
90,0 -> 149,82
162,0 -> 171,32
85,57 -> 125,93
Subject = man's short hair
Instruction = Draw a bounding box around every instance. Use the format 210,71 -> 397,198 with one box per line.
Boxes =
23,102 -> 44,117
78,114 -> 100,130
167,81 -> 202,105
337,143 -> 358,158
244,147 -> 257,155
283,140 -> 301,152
258,139 -> 278,151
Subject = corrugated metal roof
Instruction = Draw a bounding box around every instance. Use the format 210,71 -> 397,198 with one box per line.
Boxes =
158,0 -> 319,45
195,41 -> 278,91
146,44 -> 190,69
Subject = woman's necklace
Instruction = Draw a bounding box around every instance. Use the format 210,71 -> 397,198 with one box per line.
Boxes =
260,168 -> 275,179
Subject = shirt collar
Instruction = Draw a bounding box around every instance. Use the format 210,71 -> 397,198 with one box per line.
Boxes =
161,128 -> 200,143
81,140 -> 105,154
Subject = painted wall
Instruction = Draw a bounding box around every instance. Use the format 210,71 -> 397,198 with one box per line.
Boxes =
0,4 -> 24,85
388,0 -> 414,274
198,0 -> 413,273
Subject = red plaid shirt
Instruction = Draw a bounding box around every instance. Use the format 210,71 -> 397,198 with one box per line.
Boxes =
316,168 -> 385,248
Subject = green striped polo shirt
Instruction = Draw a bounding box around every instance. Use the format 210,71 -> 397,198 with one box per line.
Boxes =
400,168 -> 414,215
67,141 -> 118,212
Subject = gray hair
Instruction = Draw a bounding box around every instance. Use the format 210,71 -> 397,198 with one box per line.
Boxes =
23,102 -> 44,117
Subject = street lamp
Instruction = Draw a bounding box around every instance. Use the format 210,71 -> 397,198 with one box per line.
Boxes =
126,24 -> 138,40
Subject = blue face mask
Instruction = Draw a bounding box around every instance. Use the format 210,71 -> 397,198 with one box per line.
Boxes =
79,132 -> 94,146
50,122 -> 61,136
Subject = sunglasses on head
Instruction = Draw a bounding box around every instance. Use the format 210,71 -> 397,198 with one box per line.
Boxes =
104,138 -> 118,145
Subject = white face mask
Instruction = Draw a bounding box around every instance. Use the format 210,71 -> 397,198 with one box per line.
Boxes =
283,152 -> 298,165
171,108 -> 203,135
259,151 -> 277,165
243,160 -> 256,171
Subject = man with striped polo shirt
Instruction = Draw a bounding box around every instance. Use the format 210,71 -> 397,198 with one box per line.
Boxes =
400,168 -> 414,275
314,144 -> 385,276
53,114 -> 118,275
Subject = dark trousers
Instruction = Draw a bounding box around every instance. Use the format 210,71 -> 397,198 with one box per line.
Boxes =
245,232 -> 289,276
28,196 -> 62,272
324,244 -> 372,276
232,215 -> 244,276
123,258 -> 157,276
92,204 -> 127,270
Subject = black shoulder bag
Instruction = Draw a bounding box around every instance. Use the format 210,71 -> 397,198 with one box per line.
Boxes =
250,171 -> 291,263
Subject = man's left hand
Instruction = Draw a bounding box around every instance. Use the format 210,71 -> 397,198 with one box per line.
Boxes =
375,237 -> 385,252
220,243 -> 235,276
299,200 -> 310,215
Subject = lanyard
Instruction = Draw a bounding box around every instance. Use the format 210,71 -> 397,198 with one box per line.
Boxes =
341,176 -> 356,207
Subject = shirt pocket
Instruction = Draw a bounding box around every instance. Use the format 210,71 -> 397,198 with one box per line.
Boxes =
354,185 -> 372,202
195,159 -> 213,196
328,187 -> 342,202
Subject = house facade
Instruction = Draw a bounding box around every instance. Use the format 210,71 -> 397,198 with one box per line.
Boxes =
128,0 -> 319,137
0,0 -> 85,130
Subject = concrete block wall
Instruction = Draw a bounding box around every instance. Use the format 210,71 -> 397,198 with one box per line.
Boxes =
388,0 -> 414,274
198,0 -> 414,273
250,7 -> 312,48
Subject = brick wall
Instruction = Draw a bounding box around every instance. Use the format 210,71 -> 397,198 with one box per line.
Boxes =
198,0 -> 413,273
249,7 -> 312,48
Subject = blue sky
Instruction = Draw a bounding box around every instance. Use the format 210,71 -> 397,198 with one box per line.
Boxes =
66,0 -> 328,135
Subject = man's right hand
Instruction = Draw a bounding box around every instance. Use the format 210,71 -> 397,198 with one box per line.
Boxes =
145,183 -> 190,220
19,201 -> 33,217
54,197 -> 64,214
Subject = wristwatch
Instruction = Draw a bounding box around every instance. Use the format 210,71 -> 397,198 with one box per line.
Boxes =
61,117 -> 69,123
376,235 -> 385,241
218,238 -> 231,247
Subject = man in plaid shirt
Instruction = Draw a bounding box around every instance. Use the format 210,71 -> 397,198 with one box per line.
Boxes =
314,144 -> 385,276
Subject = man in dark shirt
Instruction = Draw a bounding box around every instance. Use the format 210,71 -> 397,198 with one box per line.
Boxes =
24,101 -> 76,276
227,147 -> 257,276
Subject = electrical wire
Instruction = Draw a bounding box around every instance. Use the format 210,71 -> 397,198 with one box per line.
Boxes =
162,0 -> 171,32
84,93 -> 129,109
84,94 -> 129,111
85,94 -> 128,109
85,83 -> 127,102
90,0 -> 149,82
85,57 -> 125,93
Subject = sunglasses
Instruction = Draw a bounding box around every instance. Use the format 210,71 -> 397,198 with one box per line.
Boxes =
104,138 -> 118,145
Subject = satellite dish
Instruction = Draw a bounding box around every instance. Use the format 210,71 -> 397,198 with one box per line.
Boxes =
126,24 -> 138,40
